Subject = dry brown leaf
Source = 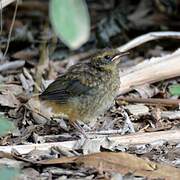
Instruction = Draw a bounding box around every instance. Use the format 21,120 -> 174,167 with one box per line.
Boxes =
36,152 -> 180,179
138,163 -> 180,180
75,152 -> 156,171
12,49 -> 38,60
0,84 -> 23,96
0,91 -> 20,108
0,151 -> 14,159
37,156 -> 76,165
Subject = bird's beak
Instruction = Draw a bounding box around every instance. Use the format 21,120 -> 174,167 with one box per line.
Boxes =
112,52 -> 129,62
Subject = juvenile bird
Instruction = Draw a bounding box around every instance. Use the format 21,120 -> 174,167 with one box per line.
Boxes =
39,50 -> 127,135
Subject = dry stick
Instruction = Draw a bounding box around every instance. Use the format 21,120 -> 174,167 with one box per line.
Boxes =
161,111 -> 180,119
118,31 -> 180,52
88,129 -> 123,135
0,130 -> 179,154
118,48 -> 180,94
3,0 -> 18,57
117,97 -> 180,107
0,0 -> 3,33
0,60 -> 25,72
117,31 -> 180,94
121,110 -> 135,134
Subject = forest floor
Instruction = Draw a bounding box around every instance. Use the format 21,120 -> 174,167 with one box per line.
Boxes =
0,0 -> 180,179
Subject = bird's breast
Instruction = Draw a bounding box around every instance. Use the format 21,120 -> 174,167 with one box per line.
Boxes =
73,73 -> 120,123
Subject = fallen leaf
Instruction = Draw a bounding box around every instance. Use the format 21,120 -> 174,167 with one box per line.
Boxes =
36,152 -> 180,179
169,84 -> 180,96
0,91 -> 20,108
12,49 -> 38,60
0,166 -> 20,180
49,0 -> 90,49
75,152 -> 156,171
0,84 -> 23,96
0,115 -> 15,136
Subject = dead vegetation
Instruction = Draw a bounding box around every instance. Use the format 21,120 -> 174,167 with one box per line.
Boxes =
0,0 -> 180,179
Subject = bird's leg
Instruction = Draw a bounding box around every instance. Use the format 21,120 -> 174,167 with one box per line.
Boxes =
71,121 -> 88,138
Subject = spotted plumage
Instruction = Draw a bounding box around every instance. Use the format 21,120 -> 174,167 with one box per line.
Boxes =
40,50 -> 126,128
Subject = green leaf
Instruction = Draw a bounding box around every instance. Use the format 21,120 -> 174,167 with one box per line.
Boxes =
0,166 -> 19,180
0,115 -> 15,136
169,84 -> 180,96
50,0 -> 90,49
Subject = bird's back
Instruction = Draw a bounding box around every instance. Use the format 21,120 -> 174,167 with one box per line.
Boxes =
40,61 -> 120,123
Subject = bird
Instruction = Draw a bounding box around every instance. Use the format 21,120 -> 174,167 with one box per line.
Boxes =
39,49 -> 128,136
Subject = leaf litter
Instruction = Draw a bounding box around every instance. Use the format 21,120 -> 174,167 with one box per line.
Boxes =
0,0 -> 180,179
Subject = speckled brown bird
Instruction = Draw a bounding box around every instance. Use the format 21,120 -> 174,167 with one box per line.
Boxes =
39,50 -> 127,135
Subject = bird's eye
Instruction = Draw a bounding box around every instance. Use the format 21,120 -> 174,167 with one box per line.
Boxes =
104,55 -> 111,60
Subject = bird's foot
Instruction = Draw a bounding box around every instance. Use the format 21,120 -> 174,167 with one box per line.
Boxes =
72,121 -> 89,138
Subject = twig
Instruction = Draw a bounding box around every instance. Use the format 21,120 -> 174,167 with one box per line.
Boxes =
0,60 -> 25,72
161,111 -> 180,119
88,129 -> 122,135
119,48 -> 180,94
121,110 -> 135,135
19,73 -> 29,92
118,31 -> 180,52
0,130 -> 179,154
3,0 -> 19,57
0,0 -> 3,33
117,97 -> 180,107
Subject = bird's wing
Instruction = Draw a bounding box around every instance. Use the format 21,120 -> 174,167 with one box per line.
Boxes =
39,74 -> 94,103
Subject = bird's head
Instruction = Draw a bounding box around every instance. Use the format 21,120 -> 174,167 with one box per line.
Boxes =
91,49 -> 128,71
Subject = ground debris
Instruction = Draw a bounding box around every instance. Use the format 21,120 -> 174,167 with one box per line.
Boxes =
0,1 -> 180,179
